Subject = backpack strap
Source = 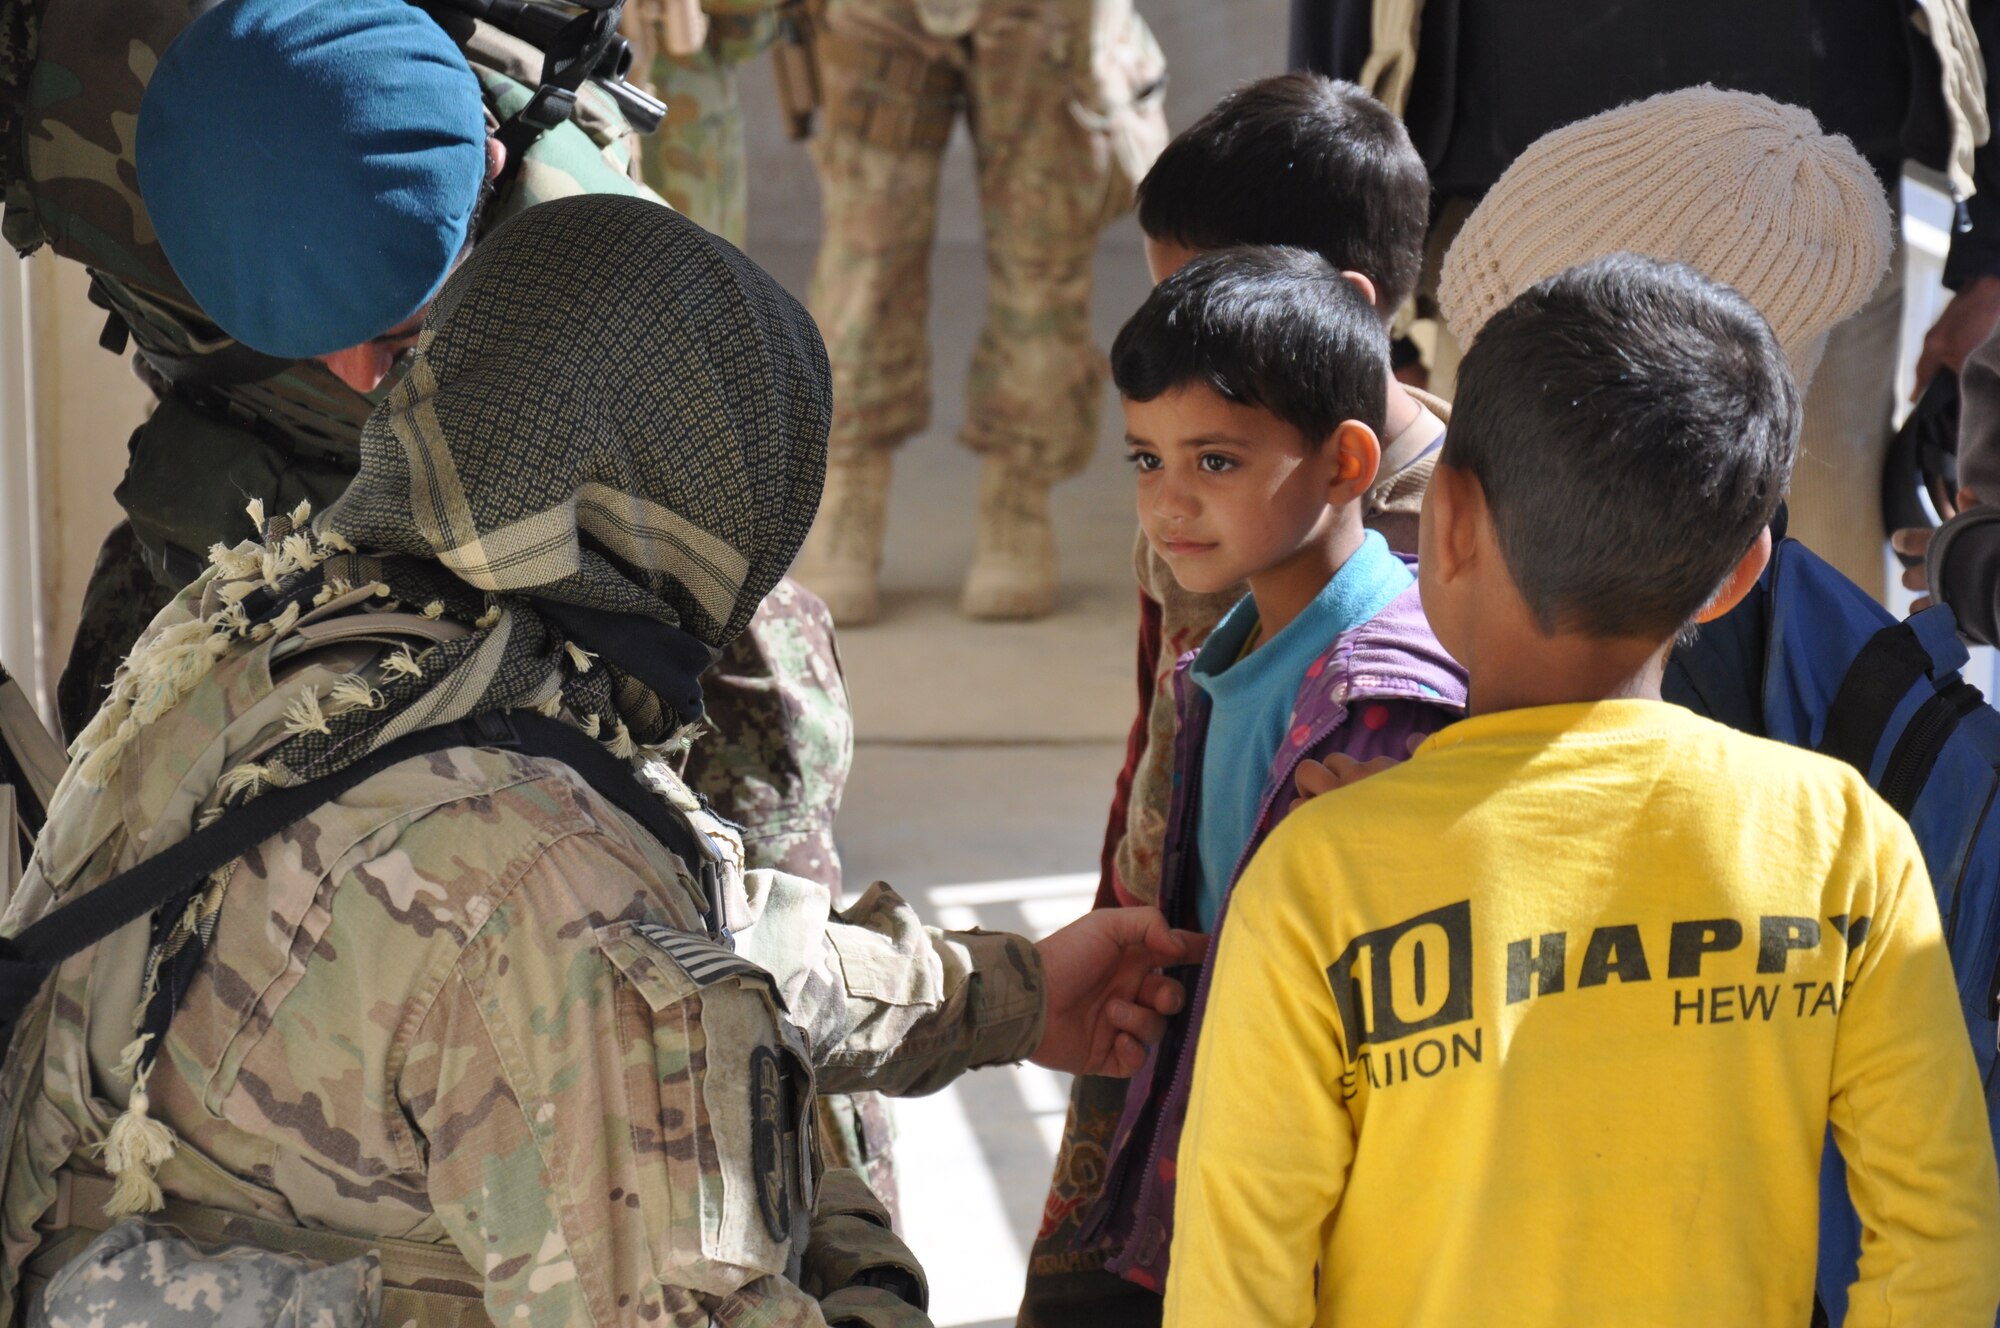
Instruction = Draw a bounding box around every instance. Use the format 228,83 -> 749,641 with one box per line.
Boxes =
1877,679 -> 1987,817
0,710 -> 728,1056
1816,621 -> 1938,776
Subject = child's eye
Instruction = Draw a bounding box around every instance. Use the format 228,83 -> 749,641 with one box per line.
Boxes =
1199,453 -> 1237,474
1126,451 -> 1163,472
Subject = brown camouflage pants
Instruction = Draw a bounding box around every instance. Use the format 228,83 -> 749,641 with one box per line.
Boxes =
807,0 -> 1120,480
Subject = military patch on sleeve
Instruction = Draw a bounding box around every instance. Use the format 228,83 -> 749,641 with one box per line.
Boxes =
635,922 -> 768,988
750,1044 -> 792,1242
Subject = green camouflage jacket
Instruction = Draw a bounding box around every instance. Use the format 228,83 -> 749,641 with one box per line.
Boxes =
0,598 -> 1042,1326
0,0 -> 652,587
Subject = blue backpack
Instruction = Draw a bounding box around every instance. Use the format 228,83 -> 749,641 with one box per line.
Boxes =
1665,537 -> 2000,1322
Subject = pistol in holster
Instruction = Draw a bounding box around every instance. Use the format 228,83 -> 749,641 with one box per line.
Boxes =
771,0 -> 821,139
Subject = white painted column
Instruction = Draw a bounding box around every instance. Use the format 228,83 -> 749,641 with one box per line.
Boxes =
0,250 -> 43,717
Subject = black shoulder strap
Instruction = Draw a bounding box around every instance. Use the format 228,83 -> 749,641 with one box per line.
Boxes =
1816,622 -> 1937,775
0,709 -> 726,1056
487,4 -> 621,193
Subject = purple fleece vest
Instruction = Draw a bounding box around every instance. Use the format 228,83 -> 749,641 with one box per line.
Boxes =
1076,575 -> 1467,1291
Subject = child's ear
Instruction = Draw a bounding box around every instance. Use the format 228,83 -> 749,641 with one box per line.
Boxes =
1693,525 -> 1773,624
1421,460 -> 1484,584
1338,270 -> 1379,309
1328,420 -> 1381,501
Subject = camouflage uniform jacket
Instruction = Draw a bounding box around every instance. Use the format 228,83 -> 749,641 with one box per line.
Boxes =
0,617 -> 1043,1326
0,0 -> 653,589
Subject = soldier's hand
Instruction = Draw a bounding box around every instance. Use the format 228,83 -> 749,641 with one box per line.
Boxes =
1892,525 -> 1937,610
1030,907 -> 1208,1078
1892,487 -> 1983,612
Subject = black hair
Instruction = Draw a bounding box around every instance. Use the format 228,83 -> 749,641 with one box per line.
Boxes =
1444,253 -> 1801,639
1136,73 -> 1429,317
1111,245 -> 1389,441
462,166 -> 499,254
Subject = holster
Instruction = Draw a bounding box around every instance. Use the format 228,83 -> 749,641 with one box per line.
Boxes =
813,26 -> 958,152
771,0 -> 821,139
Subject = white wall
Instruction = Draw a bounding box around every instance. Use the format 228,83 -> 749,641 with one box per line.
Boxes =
0,254 -> 149,721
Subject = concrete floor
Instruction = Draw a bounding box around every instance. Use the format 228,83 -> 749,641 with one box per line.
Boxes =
745,236 -> 1155,1326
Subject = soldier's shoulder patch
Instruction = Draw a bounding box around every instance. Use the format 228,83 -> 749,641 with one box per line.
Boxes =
749,1044 -> 791,1242
633,922 -> 768,989
596,919 -> 777,1012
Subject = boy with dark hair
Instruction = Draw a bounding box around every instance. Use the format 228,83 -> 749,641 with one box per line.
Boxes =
1028,79 -> 1443,1324
1107,71 -> 1439,918
1165,254 -> 2000,1326
1136,71 -> 1430,321
1025,249 -> 1465,1325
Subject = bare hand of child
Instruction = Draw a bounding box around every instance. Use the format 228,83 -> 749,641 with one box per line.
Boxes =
1291,752 -> 1396,810
1290,733 -> 1428,811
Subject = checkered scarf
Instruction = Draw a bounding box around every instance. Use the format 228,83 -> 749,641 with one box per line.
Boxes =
268,193 -> 831,784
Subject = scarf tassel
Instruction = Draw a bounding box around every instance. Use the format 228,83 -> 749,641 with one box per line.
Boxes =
98,1048 -> 177,1218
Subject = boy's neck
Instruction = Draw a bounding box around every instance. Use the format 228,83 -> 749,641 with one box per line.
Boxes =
1462,618 -> 1673,717
1382,377 -> 1422,440
1244,514 -> 1367,645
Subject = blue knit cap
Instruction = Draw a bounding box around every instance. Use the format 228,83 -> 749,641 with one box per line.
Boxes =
137,0 -> 488,359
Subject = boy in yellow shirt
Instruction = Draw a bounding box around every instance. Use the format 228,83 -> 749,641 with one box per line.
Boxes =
1163,254 -> 2000,1327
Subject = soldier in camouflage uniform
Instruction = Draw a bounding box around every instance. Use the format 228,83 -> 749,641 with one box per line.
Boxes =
621,0 -> 784,245
2,0 -> 901,1210
0,194 -> 1201,1326
789,0 -> 1167,625
678,576 -> 900,1220
6,0 -> 641,752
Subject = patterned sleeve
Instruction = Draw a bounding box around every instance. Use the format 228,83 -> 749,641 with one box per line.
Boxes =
407,828 -> 835,1328
736,870 -> 1047,1098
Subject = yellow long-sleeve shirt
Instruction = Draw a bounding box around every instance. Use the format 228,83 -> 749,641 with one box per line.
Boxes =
1164,701 -> 2000,1328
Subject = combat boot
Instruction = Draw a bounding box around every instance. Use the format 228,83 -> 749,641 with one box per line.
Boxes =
795,450 -> 892,626
961,455 -> 1058,620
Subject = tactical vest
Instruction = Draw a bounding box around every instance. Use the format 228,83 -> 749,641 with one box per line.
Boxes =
0,0 -> 655,590
0,596 -> 881,1326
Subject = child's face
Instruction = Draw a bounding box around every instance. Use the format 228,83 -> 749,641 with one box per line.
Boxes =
1125,384 -> 1361,595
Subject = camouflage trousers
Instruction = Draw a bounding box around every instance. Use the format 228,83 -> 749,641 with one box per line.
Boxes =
623,5 -> 782,247
57,529 -> 901,1220
806,0 -> 1125,482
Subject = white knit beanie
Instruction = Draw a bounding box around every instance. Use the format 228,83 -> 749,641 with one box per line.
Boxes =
1439,86 -> 1893,385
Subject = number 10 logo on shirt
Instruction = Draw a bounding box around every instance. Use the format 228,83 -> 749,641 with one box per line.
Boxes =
1326,900 -> 1476,1052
